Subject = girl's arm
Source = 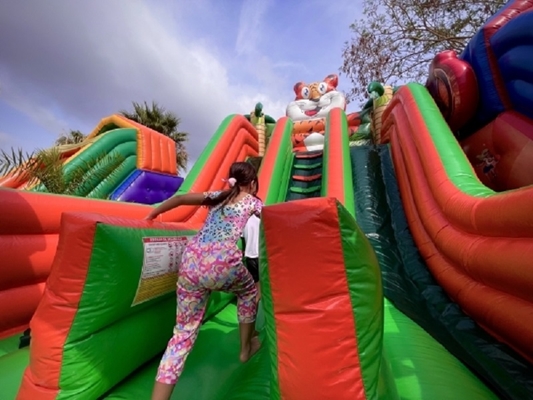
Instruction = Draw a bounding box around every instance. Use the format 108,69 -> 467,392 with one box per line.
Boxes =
145,193 -> 207,220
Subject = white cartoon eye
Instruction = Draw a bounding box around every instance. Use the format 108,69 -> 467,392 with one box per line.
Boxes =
318,82 -> 328,94
301,86 -> 310,99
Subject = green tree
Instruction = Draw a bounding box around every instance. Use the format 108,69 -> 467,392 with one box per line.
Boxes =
55,130 -> 86,146
120,101 -> 189,172
340,0 -> 505,102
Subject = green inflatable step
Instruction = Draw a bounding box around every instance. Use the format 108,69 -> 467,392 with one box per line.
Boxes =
289,185 -> 321,194
290,178 -> 322,189
293,161 -> 322,170
285,151 -> 324,202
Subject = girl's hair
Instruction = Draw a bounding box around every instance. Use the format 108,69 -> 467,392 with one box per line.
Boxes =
203,161 -> 260,208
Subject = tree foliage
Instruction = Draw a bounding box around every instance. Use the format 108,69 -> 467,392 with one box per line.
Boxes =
55,130 -> 86,146
120,101 -> 189,172
340,0 -> 506,102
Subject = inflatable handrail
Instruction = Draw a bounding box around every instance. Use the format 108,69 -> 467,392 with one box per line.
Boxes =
322,108 -> 355,215
259,197 -> 387,399
258,117 -> 294,205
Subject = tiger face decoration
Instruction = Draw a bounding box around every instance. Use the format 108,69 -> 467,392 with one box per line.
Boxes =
286,74 -> 347,122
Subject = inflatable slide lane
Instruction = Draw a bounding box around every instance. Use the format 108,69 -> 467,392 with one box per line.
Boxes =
262,74 -> 360,205
0,114 -> 260,394
258,108 -> 354,208
0,114 -> 184,204
379,82 -> 533,399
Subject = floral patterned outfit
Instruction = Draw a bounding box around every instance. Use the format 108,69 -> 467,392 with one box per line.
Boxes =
156,191 -> 263,385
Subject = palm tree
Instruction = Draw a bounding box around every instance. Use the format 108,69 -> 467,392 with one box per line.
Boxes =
55,130 -> 86,146
120,101 -> 189,172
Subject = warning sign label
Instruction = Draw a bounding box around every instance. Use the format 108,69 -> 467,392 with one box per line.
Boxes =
132,236 -> 190,306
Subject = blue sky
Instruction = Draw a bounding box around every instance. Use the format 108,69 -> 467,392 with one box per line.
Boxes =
0,0 -> 362,172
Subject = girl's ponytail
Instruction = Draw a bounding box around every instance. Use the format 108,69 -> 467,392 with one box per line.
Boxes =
203,161 -> 258,207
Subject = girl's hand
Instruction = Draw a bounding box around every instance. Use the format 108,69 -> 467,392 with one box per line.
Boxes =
144,212 -> 157,221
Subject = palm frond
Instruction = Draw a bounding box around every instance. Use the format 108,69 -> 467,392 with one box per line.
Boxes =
31,148 -> 67,193
1,144 -> 129,196
0,148 -> 36,176
66,152 -> 126,196
0,147 -> 62,188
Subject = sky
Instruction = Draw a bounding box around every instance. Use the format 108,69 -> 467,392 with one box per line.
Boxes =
0,0 -> 362,174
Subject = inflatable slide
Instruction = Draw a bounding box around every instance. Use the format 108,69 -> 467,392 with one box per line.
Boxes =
245,54 -> 533,399
1,75 -> 508,399
1,1 -> 533,398
0,114 -> 184,205
256,106 -> 503,400
0,103 -> 498,400
354,84 -> 533,400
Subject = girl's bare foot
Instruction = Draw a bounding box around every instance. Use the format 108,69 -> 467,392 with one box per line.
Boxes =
239,336 -> 261,362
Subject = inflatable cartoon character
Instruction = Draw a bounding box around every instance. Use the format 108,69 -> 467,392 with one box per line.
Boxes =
367,81 -> 394,144
286,74 -> 353,151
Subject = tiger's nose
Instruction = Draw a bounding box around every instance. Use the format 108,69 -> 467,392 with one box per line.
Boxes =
309,90 -> 321,101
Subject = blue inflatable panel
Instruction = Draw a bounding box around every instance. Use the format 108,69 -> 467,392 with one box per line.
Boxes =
461,30 -> 506,128
110,169 -> 142,201
109,169 -> 183,205
491,11 -> 533,121
459,0 -> 533,131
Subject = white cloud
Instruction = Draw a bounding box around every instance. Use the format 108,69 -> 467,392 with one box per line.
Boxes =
234,94 -> 286,120
0,0 -> 288,162
273,61 -> 309,72
235,0 -> 272,57
0,0 -> 366,168
1,89 -> 70,136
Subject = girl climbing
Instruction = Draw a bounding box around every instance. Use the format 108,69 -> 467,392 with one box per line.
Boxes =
145,161 -> 263,400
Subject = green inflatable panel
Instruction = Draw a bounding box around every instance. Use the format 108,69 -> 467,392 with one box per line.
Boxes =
103,303 -> 271,400
0,348 -> 29,399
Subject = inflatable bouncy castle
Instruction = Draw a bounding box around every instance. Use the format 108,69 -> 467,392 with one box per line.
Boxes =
0,1 -> 532,399
0,114 -> 184,204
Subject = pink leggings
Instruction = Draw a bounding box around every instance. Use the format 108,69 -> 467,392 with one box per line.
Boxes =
156,251 -> 257,385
